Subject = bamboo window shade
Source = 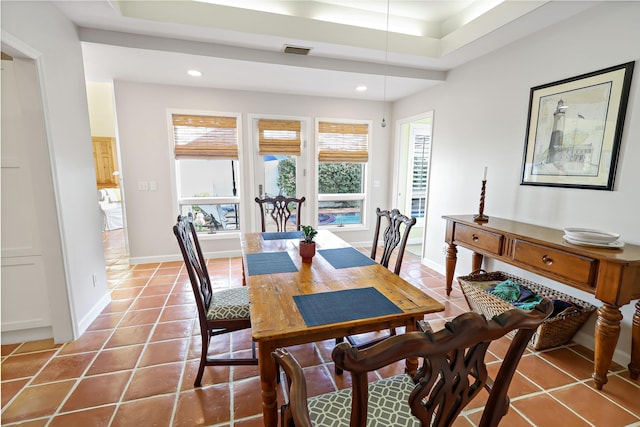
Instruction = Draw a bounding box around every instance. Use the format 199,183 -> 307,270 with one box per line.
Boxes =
317,121 -> 369,163
258,119 -> 301,155
173,114 -> 239,160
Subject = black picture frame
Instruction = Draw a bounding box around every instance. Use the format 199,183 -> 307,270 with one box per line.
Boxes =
521,61 -> 634,190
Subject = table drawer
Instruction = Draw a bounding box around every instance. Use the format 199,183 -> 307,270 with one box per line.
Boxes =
453,224 -> 503,255
512,240 -> 596,286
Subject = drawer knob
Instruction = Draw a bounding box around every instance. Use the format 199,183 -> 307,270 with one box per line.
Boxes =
542,255 -> 553,266
472,234 -> 479,242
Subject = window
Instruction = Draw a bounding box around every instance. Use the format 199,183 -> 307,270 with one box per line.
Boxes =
171,113 -> 241,233
316,120 -> 369,227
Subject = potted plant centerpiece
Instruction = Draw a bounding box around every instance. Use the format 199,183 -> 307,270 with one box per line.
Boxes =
299,225 -> 318,263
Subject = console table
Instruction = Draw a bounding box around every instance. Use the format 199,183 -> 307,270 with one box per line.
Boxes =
443,214 -> 640,390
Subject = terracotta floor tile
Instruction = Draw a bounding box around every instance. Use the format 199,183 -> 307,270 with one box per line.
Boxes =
110,286 -> 144,300
283,343 -> 323,368
160,304 -> 197,322
111,394 -> 175,427
514,353 -> 577,389
512,393 -> 591,426
599,375 -> 640,417
32,352 -> 97,384
138,338 -> 190,367
104,324 -> 153,348
58,330 -> 112,355
234,416 -> 265,427
538,347 -> 596,380
148,275 -> 177,286
486,363 -> 542,398
130,295 -> 169,310
14,339 -> 61,354
86,345 -> 143,375
87,312 -> 125,331
151,319 -> 194,341
100,298 -> 134,313
49,405 -> 116,427
123,362 -> 184,400
0,350 -> 58,380
167,291 -> 196,306
233,376 -> 266,419
61,371 -> 132,411
140,284 -> 174,297
174,384 -> 231,426
118,307 -> 163,327
1,342 -> 21,356
1,380 -> 75,423
181,359 -> 231,389
1,378 -> 29,408
550,383 -> 639,426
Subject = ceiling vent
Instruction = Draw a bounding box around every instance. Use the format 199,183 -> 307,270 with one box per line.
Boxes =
283,45 -> 312,55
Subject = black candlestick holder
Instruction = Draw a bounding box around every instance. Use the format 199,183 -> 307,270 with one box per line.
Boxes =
474,180 -> 489,223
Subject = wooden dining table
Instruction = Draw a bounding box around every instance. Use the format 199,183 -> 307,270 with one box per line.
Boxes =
240,230 -> 445,427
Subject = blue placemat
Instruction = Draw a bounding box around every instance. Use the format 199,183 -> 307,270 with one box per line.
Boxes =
293,287 -> 402,327
262,231 -> 303,240
246,252 -> 298,276
318,247 -> 377,269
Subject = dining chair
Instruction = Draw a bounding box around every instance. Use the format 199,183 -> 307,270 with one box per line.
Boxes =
255,195 -> 306,232
173,214 -> 257,386
338,208 -> 417,353
275,299 -> 553,427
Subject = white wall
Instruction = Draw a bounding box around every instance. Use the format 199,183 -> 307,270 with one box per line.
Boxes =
86,82 -> 116,137
113,81 -> 392,262
393,2 -> 640,364
1,2 -> 110,343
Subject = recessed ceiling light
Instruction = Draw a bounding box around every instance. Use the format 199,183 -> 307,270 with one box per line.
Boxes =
356,85 -> 367,92
187,70 -> 202,77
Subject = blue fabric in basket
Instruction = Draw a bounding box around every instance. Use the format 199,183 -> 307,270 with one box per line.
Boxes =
318,247 -> 377,269
246,252 -> 298,276
294,287 -> 402,327
262,231 -> 303,240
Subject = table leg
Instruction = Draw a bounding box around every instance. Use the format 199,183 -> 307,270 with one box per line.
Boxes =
471,252 -> 483,273
593,303 -> 623,389
404,317 -> 420,375
629,300 -> 640,380
445,243 -> 457,296
258,342 -> 278,427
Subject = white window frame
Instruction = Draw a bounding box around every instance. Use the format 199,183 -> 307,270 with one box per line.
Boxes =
315,118 -> 371,230
167,109 -> 243,239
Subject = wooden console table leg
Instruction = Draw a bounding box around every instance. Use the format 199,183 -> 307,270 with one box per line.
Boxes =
629,300 -> 640,380
593,303 -> 623,389
445,244 -> 457,296
471,252 -> 483,273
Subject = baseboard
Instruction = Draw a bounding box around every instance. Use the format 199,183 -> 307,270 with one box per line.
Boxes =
76,291 -> 112,338
1,326 -> 53,345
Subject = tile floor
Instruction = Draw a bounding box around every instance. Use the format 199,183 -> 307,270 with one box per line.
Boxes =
1,229 -> 639,426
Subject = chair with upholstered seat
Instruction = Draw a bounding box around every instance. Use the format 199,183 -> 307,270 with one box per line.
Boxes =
275,299 -> 553,427
255,195 -> 306,232
173,214 -> 257,386
338,208 -> 417,353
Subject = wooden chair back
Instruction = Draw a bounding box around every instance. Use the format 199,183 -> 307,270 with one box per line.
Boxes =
255,195 -> 306,232
275,300 -> 553,427
371,207 -> 417,275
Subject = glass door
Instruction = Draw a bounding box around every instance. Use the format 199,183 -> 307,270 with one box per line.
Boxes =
252,116 -> 308,232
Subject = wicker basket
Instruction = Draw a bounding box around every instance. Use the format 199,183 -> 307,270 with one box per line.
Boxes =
457,271 -> 596,350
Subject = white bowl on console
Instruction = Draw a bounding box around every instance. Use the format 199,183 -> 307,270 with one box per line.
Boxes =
563,227 -> 620,244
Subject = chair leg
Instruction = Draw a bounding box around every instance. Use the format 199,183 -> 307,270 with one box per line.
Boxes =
335,337 -> 344,375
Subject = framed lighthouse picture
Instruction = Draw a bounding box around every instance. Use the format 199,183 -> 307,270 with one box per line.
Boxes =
521,61 -> 634,190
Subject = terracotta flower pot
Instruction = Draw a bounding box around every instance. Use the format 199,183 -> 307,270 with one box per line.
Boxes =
299,242 -> 316,263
